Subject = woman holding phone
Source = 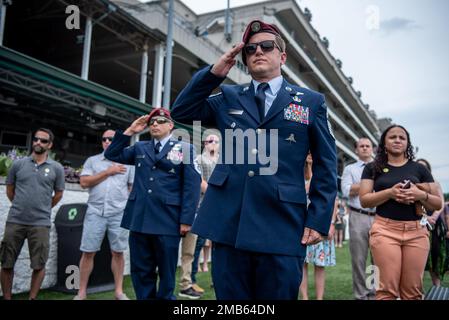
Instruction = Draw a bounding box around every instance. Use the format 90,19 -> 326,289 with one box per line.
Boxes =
359,125 -> 442,300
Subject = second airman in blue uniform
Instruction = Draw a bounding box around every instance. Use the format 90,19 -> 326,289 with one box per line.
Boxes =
104,108 -> 201,300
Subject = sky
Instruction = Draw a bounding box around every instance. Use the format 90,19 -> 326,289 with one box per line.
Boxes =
142,0 -> 449,192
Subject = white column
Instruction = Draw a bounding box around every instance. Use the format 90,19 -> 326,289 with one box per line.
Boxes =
139,44 -> 149,103
152,44 -> 164,108
81,16 -> 93,80
0,2 -> 8,46
162,0 -> 174,109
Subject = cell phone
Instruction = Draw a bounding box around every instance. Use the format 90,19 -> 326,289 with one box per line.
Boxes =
402,180 -> 411,189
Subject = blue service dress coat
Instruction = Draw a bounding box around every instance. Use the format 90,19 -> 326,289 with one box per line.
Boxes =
171,66 -> 337,257
104,132 -> 201,235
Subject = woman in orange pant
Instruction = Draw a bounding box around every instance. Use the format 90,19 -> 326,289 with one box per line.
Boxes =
359,125 -> 442,300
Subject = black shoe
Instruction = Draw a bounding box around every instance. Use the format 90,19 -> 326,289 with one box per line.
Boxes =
178,287 -> 202,300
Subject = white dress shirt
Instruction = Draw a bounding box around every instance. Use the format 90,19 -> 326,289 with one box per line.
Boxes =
252,76 -> 283,116
154,134 -> 172,152
341,160 -> 375,211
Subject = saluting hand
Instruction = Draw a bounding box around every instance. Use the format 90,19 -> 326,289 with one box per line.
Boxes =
211,42 -> 245,78
301,227 -> 323,245
124,115 -> 150,136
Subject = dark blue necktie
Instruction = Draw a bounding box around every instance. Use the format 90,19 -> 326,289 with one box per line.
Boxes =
154,141 -> 161,154
255,83 -> 269,122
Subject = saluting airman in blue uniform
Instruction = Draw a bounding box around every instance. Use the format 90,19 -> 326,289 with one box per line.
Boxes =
104,108 -> 201,300
172,20 -> 337,300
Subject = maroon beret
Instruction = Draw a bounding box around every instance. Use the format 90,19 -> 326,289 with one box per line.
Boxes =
148,108 -> 172,123
242,20 -> 281,44
241,20 -> 282,65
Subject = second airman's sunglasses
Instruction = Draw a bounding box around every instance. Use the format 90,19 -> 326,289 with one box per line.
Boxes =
149,118 -> 170,125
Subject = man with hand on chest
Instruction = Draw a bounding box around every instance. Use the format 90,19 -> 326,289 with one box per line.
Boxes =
104,108 -> 201,300
171,19 -> 337,300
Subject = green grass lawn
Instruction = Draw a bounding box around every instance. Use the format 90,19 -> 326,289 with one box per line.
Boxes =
10,242 -> 449,300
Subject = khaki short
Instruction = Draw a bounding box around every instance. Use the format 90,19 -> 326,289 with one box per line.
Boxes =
0,223 -> 50,270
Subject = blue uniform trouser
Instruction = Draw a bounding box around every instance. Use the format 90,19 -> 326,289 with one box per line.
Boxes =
129,231 -> 180,300
212,242 -> 305,300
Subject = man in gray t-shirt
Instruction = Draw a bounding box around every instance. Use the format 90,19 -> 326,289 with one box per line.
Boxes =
0,128 -> 65,300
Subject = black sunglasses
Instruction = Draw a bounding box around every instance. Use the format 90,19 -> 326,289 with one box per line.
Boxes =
244,40 -> 282,55
149,118 -> 169,125
33,136 -> 50,144
102,137 -> 114,142
205,140 -> 219,144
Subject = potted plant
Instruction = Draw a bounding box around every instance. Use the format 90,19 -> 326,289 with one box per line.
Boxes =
0,148 -> 28,183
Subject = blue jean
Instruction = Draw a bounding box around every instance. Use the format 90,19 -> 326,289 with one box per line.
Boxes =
191,236 -> 206,283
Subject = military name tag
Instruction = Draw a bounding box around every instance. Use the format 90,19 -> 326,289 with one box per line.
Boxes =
284,103 -> 309,125
228,109 -> 244,115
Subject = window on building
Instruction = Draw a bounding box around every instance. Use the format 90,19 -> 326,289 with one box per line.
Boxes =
0,130 -> 30,149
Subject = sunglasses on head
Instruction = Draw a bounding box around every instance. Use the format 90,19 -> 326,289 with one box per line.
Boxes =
205,140 -> 219,144
244,40 -> 282,56
149,118 -> 169,125
102,137 -> 114,142
33,136 -> 50,144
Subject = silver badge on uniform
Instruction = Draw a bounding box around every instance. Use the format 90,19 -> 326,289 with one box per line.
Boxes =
285,133 -> 297,143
